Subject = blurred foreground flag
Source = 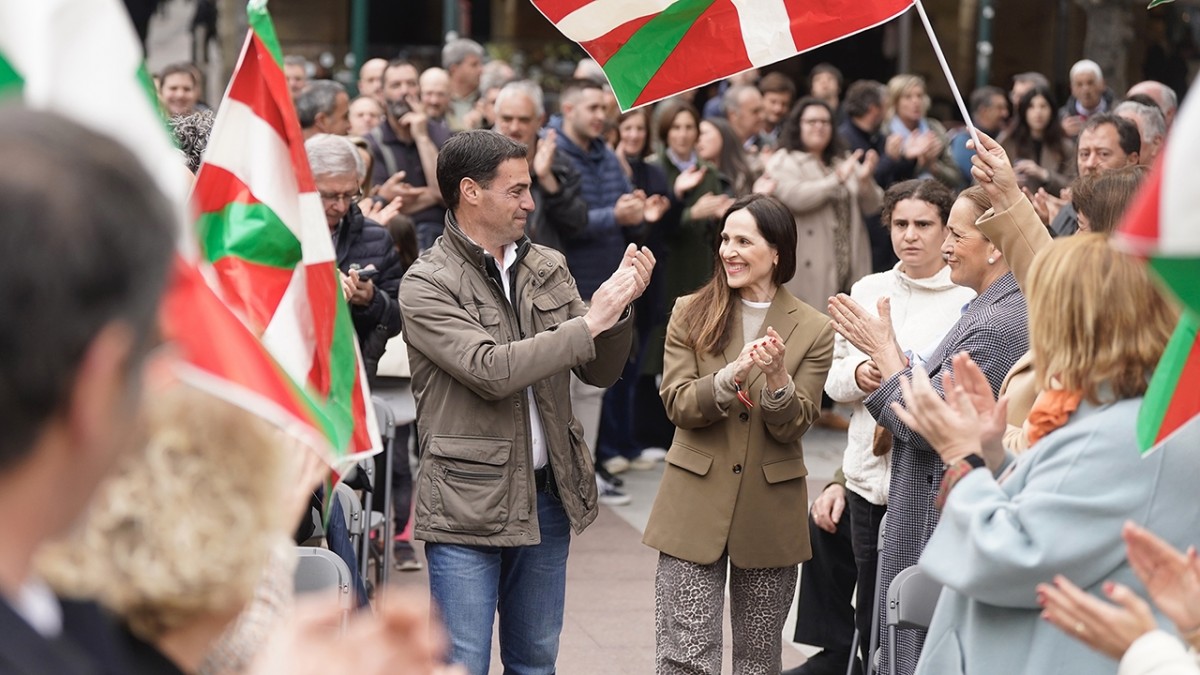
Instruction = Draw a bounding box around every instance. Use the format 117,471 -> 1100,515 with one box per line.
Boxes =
191,0 -> 381,467
532,0 -> 913,110
1114,76 -> 1200,454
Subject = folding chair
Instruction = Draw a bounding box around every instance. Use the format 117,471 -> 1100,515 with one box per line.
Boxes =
366,396 -> 396,588
862,512 -> 888,675
294,546 -> 354,626
333,482 -> 364,554
884,564 -> 943,675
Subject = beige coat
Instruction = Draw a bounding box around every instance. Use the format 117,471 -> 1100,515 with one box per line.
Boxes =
975,197 -> 1053,454
642,290 -> 834,568
766,150 -> 883,312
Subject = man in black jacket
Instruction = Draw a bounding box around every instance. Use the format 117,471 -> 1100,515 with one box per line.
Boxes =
305,133 -> 404,382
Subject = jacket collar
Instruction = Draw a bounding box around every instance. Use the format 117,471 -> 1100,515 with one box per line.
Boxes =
442,210 -> 532,275
332,204 -> 364,268
968,271 -> 1021,312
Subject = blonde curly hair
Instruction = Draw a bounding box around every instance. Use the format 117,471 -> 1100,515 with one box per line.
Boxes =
37,383 -> 292,641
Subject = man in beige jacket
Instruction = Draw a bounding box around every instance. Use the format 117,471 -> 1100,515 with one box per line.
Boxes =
398,129 -> 655,675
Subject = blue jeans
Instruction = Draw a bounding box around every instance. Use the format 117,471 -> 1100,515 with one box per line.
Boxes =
425,491 -> 571,675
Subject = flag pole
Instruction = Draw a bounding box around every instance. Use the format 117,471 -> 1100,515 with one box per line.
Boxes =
912,0 -> 981,149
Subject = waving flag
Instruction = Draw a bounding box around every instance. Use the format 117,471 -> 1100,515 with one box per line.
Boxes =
1114,77 -> 1200,453
0,0 -> 374,472
192,0 -> 380,467
533,0 -> 913,110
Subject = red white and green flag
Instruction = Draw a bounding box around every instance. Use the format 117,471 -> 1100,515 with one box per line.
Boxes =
531,0 -> 913,110
0,0 -> 377,474
191,0 -> 380,468
1114,76 -> 1200,454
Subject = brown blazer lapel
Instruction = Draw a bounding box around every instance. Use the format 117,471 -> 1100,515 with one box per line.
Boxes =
746,291 -> 801,391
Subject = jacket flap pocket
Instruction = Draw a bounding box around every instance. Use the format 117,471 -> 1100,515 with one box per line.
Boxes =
429,436 -> 511,466
666,444 -> 713,476
762,457 -> 808,484
476,304 -> 502,326
532,286 -> 574,311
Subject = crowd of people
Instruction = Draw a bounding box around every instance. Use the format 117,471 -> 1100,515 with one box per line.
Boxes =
8,27 -> 1193,675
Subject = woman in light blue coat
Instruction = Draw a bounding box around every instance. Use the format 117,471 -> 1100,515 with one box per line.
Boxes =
890,234 -> 1196,675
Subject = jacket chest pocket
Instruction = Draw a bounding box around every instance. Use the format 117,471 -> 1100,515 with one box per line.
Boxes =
427,435 -> 511,535
465,302 -> 506,339
532,285 -> 574,327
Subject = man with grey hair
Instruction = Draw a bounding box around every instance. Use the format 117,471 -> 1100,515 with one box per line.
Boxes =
493,80 -> 586,251
1127,80 -> 1178,129
1059,59 -> 1115,138
296,80 -> 350,139
1116,99 -> 1166,167
283,54 -> 309,99
443,38 -> 485,131
304,133 -> 402,380
724,83 -> 766,152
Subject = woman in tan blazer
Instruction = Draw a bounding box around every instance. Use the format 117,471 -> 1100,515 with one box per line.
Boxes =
643,194 -> 834,674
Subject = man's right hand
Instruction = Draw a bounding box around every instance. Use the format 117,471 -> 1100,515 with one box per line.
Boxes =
614,192 -> 646,226
812,483 -> 846,534
584,245 -> 655,336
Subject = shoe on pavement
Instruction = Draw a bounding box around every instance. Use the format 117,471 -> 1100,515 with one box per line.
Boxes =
629,456 -> 656,471
595,464 -> 624,488
596,475 -> 632,506
394,544 -> 424,572
782,650 -> 856,675
639,447 -> 668,462
603,456 -> 631,474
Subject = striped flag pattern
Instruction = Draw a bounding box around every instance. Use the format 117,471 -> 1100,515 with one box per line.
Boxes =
193,0 -> 379,465
0,0 -> 375,473
532,0 -> 913,110
1114,78 -> 1200,453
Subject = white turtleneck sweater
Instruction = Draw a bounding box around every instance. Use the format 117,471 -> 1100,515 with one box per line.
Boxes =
825,262 -> 976,505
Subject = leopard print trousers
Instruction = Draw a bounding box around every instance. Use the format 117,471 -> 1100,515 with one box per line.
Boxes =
655,552 -> 798,674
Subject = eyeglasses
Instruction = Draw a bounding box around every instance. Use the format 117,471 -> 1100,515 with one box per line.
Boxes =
319,189 -> 363,205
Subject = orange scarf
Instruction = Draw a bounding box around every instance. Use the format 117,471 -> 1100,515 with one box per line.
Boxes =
1024,388 -> 1084,446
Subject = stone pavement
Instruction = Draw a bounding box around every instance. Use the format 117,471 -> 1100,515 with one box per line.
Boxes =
387,422 -> 849,674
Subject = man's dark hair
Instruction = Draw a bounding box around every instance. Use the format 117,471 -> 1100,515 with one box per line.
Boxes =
969,85 -> 1006,114
437,129 -> 527,211
758,72 -> 796,99
808,63 -> 843,91
1084,112 -> 1141,157
559,78 -> 604,107
842,80 -> 885,119
0,107 -> 176,469
295,80 -> 346,129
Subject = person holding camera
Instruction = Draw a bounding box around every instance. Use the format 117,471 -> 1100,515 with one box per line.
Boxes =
306,133 -> 403,382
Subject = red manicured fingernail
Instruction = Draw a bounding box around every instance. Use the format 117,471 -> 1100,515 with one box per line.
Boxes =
1103,581 -> 1115,595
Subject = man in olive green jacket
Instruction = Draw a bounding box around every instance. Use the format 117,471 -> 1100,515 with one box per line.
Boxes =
398,129 -> 654,675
